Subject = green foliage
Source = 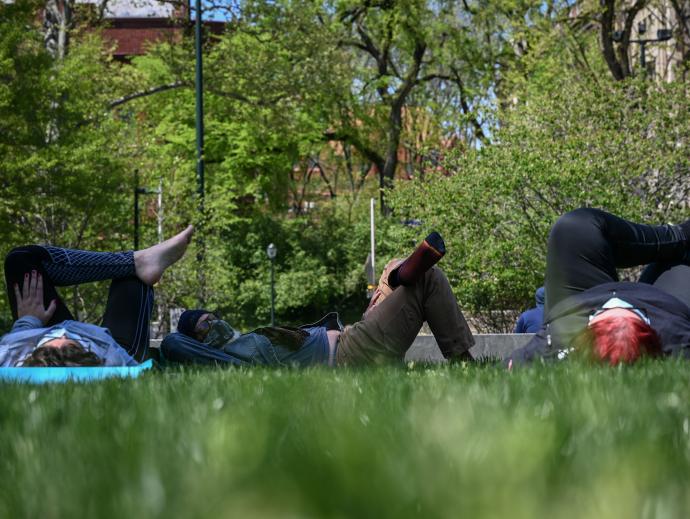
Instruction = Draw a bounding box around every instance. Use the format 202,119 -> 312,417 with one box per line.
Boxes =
140,196 -> 408,330
0,3 -> 134,324
2,362 -> 690,517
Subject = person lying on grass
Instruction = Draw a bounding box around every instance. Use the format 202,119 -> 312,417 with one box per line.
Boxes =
507,208 -> 690,367
161,233 -> 475,367
0,226 -> 193,367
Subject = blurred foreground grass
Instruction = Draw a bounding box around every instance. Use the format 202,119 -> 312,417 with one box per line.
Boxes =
1,362 -> 690,518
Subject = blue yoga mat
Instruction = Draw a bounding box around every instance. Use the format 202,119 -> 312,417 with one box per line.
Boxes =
0,359 -> 154,384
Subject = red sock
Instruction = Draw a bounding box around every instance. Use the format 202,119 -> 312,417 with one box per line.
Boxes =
388,232 -> 446,288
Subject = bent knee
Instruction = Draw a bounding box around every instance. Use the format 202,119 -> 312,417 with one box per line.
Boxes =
425,265 -> 450,286
4,246 -> 38,273
550,208 -> 604,241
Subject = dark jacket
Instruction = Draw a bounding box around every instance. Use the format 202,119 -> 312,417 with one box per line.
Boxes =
507,282 -> 690,364
514,287 -> 545,333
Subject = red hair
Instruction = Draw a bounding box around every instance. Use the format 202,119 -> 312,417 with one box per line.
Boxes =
573,316 -> 662,365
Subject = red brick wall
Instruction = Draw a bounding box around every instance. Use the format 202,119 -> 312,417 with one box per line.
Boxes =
102,19 -> 225,58
104,26 -> 181,56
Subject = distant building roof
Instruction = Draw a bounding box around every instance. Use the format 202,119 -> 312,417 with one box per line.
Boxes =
93,0 -> 174,19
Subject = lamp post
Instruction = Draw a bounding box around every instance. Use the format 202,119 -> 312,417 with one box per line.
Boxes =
194,0 -> 204,206
266,243 -> 277,326
194,0 -> 206,305
612,22 -> 672,73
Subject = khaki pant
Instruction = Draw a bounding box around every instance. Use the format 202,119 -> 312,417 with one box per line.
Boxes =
336,266 -> 474,365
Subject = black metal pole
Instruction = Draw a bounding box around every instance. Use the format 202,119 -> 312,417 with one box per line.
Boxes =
270,259 -> 275,326
195,0 -> 204,201
640,41 -> 646,71
194,0 -> 206,305
134,170 -> 140,250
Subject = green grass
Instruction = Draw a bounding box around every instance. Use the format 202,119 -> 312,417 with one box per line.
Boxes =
1,362 -> 690,518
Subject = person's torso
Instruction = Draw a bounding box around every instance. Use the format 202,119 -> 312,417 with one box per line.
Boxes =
517,307 -> 544,333
0,319 -> 136,366
512,282 -> 690,363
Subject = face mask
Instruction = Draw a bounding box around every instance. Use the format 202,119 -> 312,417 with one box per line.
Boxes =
37,327 -> 84,348
203,320 -> 238,349
589,297 -> 651,325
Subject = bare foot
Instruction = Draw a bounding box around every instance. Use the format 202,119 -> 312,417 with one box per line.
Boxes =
134,225 -> 194,285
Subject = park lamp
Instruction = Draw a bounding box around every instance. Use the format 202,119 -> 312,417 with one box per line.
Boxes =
656,28 -> 673,41
266,243 -> 277,326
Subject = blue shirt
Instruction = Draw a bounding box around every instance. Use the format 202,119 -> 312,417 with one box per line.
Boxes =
0,316 -> 137,367
515,287 -> 545,333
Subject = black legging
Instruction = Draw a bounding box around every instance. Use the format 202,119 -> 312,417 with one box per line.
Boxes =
545,208 -> 690,319
4,246 -> 153,362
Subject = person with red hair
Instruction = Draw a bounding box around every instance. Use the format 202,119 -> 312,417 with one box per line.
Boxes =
507,208 -> 690,366
573,314 -> 662,365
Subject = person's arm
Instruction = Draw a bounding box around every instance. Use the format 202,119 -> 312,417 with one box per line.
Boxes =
10,316 -> 44,333
160,332 -> 250,366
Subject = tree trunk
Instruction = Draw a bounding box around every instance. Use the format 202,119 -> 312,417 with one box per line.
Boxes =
600,0 -> 626,80
44,0 -> 72,60
380,105 -> 402,216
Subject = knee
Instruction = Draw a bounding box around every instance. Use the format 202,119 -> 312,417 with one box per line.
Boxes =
4,247 -> 36,276
550,208 -> 603,241
425,265 -> 451,288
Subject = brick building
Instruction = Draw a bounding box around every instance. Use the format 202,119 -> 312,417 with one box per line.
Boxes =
79,0 -> 224,59
100,0 -> 184,59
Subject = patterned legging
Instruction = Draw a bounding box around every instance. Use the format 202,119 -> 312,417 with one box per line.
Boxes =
4,246 -> 153,362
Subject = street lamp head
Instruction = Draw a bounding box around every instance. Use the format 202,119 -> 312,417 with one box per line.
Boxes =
611,30 -> 624,42
656,28 -> 673,41
267,243 -> 277,260
638,21 -> 647,35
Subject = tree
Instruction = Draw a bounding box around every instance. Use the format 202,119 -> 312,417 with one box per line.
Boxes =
325,0 -> 498,214
103,0 -> 571,328
119,7 -> 374,328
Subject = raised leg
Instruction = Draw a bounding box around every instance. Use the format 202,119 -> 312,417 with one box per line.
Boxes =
101,277 -> 154,362
5,246 -> 73,324
337,267 -> 473,365
5,227 -> 193,358
545,208 -> 687,318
